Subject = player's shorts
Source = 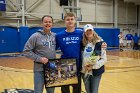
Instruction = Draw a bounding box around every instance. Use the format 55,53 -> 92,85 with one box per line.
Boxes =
119,39 -> 123,43
126,40 -> 132,44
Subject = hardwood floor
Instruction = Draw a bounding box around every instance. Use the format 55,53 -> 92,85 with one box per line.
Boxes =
0,50 -> 140,93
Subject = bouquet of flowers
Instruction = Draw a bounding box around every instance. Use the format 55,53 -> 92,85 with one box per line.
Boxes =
81,53 -> 100,78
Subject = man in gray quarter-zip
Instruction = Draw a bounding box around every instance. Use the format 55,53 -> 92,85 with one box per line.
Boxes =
23,15 -> 56,93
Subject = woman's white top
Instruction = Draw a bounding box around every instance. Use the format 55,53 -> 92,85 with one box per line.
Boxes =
82,42 -> 107,70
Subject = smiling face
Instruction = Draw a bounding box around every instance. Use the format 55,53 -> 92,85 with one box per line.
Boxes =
42,16 -> 53,31
85,29 -> 94,39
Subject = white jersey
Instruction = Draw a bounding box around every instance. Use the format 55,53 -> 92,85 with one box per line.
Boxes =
118,34 -> 124,43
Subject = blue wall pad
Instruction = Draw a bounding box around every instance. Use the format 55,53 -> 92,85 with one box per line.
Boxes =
94,28 -> 120,47
0,26 -> 120,53
19,26 -> 29,52
0,26 -> 19,53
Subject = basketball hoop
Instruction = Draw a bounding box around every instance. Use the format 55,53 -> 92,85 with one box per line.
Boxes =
62,6 -> 82,21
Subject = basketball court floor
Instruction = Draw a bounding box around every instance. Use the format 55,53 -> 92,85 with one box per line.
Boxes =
0,49 -> 140,93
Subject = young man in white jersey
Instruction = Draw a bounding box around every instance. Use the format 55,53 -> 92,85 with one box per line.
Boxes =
118,32 -> 124,51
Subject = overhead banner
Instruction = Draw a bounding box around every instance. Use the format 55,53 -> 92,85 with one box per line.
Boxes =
0,0 -> 6,11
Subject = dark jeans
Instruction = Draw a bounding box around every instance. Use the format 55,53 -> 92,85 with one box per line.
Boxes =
61,76 -> 81,93
82,74 -> 102,93
133,43 -> 138,50
34,71 -> 55,93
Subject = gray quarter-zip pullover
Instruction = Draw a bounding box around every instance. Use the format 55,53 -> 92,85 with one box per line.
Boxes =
23,30 -> 56,71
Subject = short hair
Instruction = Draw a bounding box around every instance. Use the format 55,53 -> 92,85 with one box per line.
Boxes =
64,12 -> 75,20
42,15 -> 53,22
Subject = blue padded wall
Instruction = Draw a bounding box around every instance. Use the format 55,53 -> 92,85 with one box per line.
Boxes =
0,26 -> 120,53
94,28 -> 120,47
19,26 -> 29,52
0,26 -> 19,53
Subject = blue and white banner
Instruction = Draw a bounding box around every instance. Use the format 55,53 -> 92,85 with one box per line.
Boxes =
0,0 -> 6,11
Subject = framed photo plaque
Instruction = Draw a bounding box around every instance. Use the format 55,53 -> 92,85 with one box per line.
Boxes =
44,58 -> 78,88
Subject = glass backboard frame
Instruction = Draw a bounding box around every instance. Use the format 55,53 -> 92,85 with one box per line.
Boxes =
62,6 -> 82,21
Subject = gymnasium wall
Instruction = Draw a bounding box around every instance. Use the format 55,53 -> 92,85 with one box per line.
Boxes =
0,0 -> 137,29
80,1 -> 113,23
138,5 -> 140,29
0,26 -> 120,53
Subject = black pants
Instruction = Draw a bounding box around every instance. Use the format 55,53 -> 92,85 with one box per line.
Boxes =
133,43 -> 138,50
61,76 -> 81,93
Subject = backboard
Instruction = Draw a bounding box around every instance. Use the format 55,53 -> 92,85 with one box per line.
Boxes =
62,6 -> 82,21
